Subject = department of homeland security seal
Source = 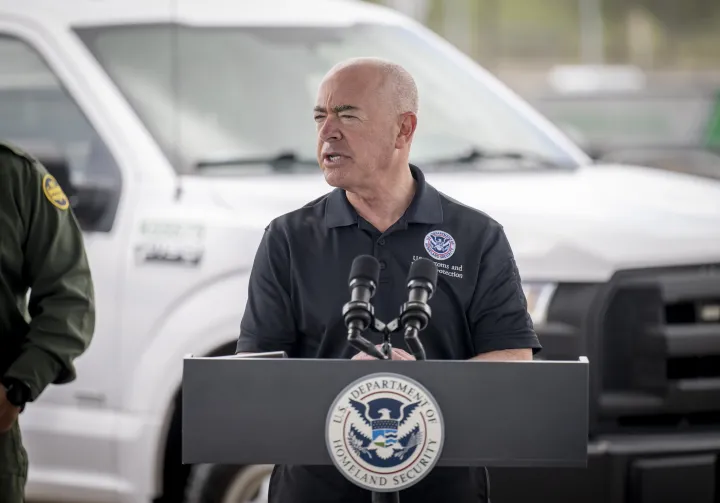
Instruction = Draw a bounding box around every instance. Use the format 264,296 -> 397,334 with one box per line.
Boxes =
424,230 -> 456,260
326,373 -> 444,492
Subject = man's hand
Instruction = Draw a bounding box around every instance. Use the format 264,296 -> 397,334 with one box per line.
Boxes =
351,344 -> 416,361
0,385 -> 20,433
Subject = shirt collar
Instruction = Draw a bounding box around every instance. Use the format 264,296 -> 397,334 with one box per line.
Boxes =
325,164 -> 443,228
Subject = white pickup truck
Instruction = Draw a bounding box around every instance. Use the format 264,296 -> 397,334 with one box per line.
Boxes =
2,1 -> 719,503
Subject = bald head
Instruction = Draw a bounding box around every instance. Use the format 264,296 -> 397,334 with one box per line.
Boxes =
324,57 -> 418,116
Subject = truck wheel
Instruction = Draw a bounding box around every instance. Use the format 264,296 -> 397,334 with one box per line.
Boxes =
185,463 -> 274,503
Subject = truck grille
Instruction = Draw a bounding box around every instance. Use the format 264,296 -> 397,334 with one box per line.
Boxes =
599,264 -> 720,431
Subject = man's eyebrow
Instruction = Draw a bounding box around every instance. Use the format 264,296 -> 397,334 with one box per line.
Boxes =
333,104 -> 358,113
313,104 -> 359,114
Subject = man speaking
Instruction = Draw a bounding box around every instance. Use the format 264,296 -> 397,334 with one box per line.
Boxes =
236,57 -> 542,503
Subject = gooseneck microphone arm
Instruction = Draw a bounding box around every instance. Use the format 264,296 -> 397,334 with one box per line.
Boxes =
347,318 -> 387,360
403,317 -> 429,361
343,255 -> 388,360
399,258 -> 438,361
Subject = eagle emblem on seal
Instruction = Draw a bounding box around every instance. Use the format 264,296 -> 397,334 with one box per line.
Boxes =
346,398 -> 424,466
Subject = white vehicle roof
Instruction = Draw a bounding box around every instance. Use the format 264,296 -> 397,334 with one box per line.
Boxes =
1,0 -> 404,28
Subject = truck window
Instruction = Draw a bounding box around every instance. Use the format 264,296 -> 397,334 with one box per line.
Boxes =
0,34 -> 122,231
74,23 -> 585,175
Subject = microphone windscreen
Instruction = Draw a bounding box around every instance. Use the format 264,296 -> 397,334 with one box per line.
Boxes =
349,255 -> 381,284
409,257 -> 438,289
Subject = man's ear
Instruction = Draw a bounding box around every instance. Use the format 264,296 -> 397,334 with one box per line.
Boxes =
395,112 -> 417,149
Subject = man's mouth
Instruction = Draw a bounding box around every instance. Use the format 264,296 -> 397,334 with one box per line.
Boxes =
323,153 -> 346,164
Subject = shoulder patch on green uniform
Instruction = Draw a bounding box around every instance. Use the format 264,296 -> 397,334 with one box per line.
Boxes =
42,173 -> 70,210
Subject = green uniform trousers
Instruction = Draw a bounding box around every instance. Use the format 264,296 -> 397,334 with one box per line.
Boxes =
0,419 -> 28,503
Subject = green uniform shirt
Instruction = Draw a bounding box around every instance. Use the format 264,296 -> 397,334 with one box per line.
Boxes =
0,141 -> 95,401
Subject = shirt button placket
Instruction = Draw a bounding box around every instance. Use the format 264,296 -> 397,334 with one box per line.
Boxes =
376,237 -> 388,277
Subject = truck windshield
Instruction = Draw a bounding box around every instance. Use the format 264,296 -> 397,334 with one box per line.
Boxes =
75,23 -> 582,174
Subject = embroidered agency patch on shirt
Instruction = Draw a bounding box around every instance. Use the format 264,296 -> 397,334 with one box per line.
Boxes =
42,174 -> 70,210
424,230 -> 456,260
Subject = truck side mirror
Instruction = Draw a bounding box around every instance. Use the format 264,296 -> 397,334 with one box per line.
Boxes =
71,184 -> 115,230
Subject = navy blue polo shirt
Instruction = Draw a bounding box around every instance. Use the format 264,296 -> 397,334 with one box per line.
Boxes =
237,164 -> 541,360
237,164 -> 541,503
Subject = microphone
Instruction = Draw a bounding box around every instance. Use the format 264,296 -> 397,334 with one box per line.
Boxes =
343,255 -> 388,360
400,258 -> 438,360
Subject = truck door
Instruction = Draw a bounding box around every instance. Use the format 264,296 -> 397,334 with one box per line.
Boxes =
0,24 -> 126,491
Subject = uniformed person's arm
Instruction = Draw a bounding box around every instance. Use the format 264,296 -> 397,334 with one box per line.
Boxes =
467,221 -> 541,360
3,152 -> 95,401
236,222 -> 298,355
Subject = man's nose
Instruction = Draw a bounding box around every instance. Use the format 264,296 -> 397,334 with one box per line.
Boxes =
318,116 -> 342,142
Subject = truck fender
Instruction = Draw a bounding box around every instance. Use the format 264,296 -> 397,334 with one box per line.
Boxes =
122,270 -> 251,499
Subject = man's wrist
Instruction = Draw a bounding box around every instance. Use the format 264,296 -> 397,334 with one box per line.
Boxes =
1,377 -> 31,410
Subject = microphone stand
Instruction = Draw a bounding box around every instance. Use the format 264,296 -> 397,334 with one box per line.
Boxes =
343,258 -> 435,503
343,312 -> 427,503
342,255 -> 437,503
372,318 -> 425,362
369,318 -> 402,503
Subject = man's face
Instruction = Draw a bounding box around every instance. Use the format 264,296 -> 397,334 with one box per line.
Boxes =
314,67 -> 399,190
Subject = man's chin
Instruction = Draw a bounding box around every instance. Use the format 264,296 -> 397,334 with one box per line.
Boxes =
322,167 -> 352,188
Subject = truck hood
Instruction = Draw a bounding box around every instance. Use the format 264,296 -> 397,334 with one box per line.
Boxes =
189,163 -> 720,282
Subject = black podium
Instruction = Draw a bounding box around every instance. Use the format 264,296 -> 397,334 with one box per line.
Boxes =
181,355 -> 589,499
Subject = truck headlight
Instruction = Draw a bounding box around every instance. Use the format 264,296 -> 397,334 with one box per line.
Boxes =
521,282 -> 557,325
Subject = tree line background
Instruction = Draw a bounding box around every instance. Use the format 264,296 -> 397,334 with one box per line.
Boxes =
365,0 -> 720,72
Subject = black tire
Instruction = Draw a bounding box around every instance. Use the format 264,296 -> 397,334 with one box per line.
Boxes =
184,463 -> 274,503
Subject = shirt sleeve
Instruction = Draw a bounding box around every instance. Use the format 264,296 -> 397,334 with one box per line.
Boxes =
4,154 -> 95,400
467,221 -> 542,356
236,222 -> 298,355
